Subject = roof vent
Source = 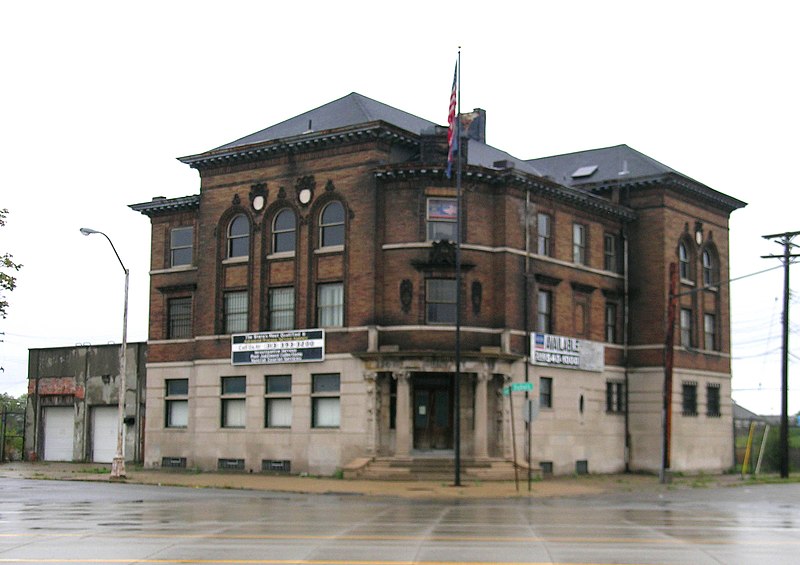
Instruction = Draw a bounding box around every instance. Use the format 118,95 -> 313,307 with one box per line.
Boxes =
571,165 -> 598,179
152,196 -> 166,201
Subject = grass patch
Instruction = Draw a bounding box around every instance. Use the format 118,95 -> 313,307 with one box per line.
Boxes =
77,467 -> 111,475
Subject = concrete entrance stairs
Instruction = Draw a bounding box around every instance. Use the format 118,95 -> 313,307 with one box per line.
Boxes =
343,456 -> 531,481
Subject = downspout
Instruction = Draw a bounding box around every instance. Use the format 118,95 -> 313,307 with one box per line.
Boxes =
524,188 -> 532,488
622,224 -> 631,473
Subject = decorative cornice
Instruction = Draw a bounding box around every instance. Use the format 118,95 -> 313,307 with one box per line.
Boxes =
375,165 -> 638,222
129,195 -> 200,217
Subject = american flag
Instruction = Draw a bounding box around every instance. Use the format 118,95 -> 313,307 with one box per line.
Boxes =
446,60 -> 458,179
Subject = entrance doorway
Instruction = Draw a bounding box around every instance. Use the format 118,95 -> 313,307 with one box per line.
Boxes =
413,374 -> 453,450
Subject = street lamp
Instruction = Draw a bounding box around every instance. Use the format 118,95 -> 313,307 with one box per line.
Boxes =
80,227 -> 129,479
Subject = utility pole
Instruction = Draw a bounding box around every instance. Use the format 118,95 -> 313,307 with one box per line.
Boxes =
761,230 -> 799,479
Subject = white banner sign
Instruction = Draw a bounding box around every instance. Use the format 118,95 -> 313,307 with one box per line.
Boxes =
530,332 -> 604,372
232,329 -> 325,365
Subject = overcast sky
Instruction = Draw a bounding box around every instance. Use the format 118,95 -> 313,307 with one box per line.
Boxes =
1,1 -> 797,415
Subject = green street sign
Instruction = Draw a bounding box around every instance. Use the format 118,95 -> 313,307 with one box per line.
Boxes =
502,382 -> 534,395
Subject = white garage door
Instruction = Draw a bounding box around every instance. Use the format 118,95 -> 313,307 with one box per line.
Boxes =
43,407 -> 75,461
92,406 -> 119,463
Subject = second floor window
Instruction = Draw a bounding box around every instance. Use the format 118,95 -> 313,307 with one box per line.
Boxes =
168,297 -> 192,339
537,213 -> 552,256
537,290 -> 552,333
427,198 -> 458,242
170,226 -> 193,267
320,201 -> 345,248
224,291 -> 248,334
269,287 -> 294,331
680,308 -> 692,347
272,209 -> 296,254
573,223 -> 587,265
228,214 -> 249,258
704,313 -> 717,351
426,279 -> 457,324
317,283 -> 343,327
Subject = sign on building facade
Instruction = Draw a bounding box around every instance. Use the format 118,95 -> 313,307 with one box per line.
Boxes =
530,332 -> 604,372
231,330 -> 325,365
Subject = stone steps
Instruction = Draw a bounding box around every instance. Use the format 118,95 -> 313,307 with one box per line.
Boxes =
344,457 -> 536,481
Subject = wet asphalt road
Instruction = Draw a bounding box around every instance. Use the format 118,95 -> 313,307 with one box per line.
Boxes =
1,478 -> 799,564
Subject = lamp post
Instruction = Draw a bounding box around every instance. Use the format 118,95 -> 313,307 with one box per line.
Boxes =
80,227 -> 128,479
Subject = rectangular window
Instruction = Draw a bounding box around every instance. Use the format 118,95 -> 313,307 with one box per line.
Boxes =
537,213 -> 552,257
682,382 -> 698,416
680,308 -> 692,347
170,226 -> 193,267
317,283 -> 343,327
539,377 -> 553,409
168,297 -> 192,339
605,303 -> 618,343
269,287 -> 295,331
165,378 -> 188,428
604,233 -> 618,272
224,291 -> 248,334
704,313 -> 716,351
221,376 -> 246,428
606,381 -> 625,413
537,290 -> 552,333
312,374 -> 340,428
265,375 -> 292,428
426,279 -> 457,324
427,198 -> 458,242
707,383 -> 721,417
573,223 -> 587,265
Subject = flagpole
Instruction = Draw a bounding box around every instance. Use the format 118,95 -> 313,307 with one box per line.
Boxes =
454,47 -> 462,487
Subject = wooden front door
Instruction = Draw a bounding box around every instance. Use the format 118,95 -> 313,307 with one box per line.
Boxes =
413,375 -> 453,450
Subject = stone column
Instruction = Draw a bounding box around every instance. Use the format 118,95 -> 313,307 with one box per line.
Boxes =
364,372 -> 378,455
393,371 -> 411,457
474,371 -> 490,459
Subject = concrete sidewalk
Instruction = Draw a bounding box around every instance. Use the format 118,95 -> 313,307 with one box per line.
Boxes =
0,461 -> 743,499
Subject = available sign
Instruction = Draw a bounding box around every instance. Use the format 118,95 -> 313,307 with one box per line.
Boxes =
231,329 -> 325,365
530,332 -> 604,372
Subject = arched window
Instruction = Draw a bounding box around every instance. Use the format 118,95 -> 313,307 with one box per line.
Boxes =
702,249 -> 715,286
272,209 -> 296,254
678,241 -> 691,281
320,201 -> 345,248
227,214 -> 249,258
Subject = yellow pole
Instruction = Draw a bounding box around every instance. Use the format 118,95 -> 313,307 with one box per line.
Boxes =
742,421 -> 756,476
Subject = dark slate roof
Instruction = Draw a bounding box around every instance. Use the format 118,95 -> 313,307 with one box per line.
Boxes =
466,140 -> 544,176
527,144 -> 681,187
213,92 -> 439,151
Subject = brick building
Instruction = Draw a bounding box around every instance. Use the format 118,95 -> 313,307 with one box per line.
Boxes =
131,93 -> 745,476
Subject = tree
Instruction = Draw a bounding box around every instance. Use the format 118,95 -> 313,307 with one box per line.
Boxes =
1,208 -> 22,319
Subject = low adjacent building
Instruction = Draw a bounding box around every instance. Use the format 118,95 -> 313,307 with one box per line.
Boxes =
25,343 -> 146,463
